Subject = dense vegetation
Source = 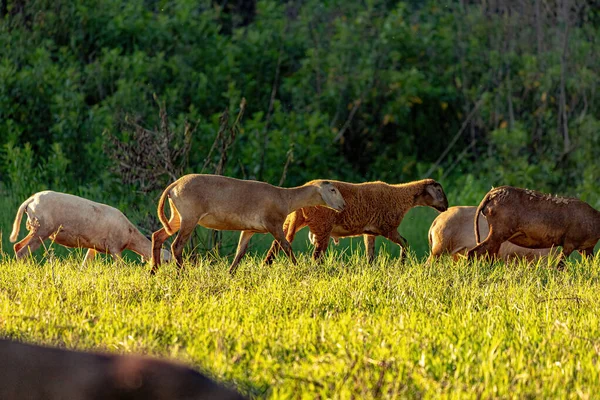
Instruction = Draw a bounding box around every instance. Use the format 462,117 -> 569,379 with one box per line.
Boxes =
1,0 -> 599,257
2,254 -> 600,398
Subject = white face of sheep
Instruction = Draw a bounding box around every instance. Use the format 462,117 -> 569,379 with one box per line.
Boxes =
316,181 -> 345,212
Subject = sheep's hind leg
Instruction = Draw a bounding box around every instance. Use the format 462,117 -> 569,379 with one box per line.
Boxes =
229,231 -> 255,275
383,230 -> 409,262
311,232 -> 331,263
14,228 -> 50,260
363,235 -> 376,263
555,244 -> 576,271
151,228 -> 171,274
466,225 -> 507,261
170,220 -> 197,270
81,249 -> 97,267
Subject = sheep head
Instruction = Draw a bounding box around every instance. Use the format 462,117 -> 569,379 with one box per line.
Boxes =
314,181 -> 345,212
418,180 -> 449,212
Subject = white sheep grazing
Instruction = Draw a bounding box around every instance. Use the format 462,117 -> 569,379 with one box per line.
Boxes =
9,191 -> 170,264
427,206 -> 554,263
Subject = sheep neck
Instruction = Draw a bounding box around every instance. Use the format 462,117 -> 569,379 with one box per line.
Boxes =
127,229 -> 152,259
391,181 -> 426,208
285,185 -> 322,214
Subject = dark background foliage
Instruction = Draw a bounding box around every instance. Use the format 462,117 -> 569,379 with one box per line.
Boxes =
1,0 -> 598,258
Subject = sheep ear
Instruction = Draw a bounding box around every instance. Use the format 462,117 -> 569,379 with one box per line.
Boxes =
425,184 -> 437,198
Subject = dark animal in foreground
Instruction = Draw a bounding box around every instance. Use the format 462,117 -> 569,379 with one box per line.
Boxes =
264,179 -> 448,263
0,339 -> 246,400
427,206 -> 554,262
466,186 -> 600,267
151,174 -> 345,275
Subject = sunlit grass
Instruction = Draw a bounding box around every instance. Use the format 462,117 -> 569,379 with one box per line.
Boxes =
1,249 -> 599,398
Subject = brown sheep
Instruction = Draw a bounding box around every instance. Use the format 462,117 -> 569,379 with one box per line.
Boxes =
9,191 -> 170,265
466,186 -> 600,267
150,174 -> 345,275
427,206 -> 554,263
264,178 -> 448,263
0,338 -> 245,400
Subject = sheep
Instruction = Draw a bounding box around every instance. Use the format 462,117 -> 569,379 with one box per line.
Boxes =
427,206 -> 554,263
0,338 -> 246,400
150,174 -> 345,275
466,186 -> 600,267
9,191 -> 170,265
264,178 -> 448,263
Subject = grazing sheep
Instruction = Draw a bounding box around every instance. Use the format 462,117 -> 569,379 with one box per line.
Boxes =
0,339 -> 246,400
9,191 -> 170,265
150,174 -> 345,275
427,206 -> 553,262
466,186 -> 600,267
264,178 -> 448,263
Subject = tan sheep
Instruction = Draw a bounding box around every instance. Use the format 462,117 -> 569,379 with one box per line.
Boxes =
466,186 -> 600,267
264,178 -> 448,263
427,206 -> 554,262
150,174 -> 345,275
0,338 -> 246,400
9,191 -> 170,265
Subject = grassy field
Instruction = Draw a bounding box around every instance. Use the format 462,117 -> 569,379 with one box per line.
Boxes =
1,247 -> 600,399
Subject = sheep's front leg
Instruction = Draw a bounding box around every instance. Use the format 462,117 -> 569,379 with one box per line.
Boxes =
229,231 -> 254,275
270,227 -> 296,265
363,235 -> 376,263
264,212 -> 304,265
82,249 -> 97,267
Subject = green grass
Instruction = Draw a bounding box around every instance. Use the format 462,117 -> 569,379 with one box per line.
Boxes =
1,248 -> 600,399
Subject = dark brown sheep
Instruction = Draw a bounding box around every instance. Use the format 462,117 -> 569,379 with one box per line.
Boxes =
264,179 -> 448,263
466,186 -> 600,266
0,339 -> 245,400
427,206 -> 554,262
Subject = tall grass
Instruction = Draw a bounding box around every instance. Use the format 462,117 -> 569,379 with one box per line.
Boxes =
1,252 -> 599,398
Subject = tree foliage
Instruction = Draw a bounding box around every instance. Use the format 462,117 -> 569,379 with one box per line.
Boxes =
1,0 -> 598,212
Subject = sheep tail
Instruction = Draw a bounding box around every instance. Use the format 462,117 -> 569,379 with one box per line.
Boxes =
474,191 -> 493,245
157,181 -> 179,236
10,195 -> 35,242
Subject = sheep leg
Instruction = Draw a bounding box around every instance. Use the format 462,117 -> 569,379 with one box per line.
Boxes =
555,244 -> 576,270
384,230 -> 409,261
81,249 -> 97,267
363,235 -> 376,263
264,212 -> 304,265
14,227 -> 50,259
13,231 -> 36,257
466,225 -> 507,260
270,227 -> 297,265
150,204 -> 181,274
311,232 -> 331,262
579,248 -> 594,259
229,231 -> 255,275
151,228 -> 171,274
170,220 -> 197,270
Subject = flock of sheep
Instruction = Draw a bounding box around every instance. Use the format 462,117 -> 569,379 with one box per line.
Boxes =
8,173 -> 600,271
4,173 -> 600,399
